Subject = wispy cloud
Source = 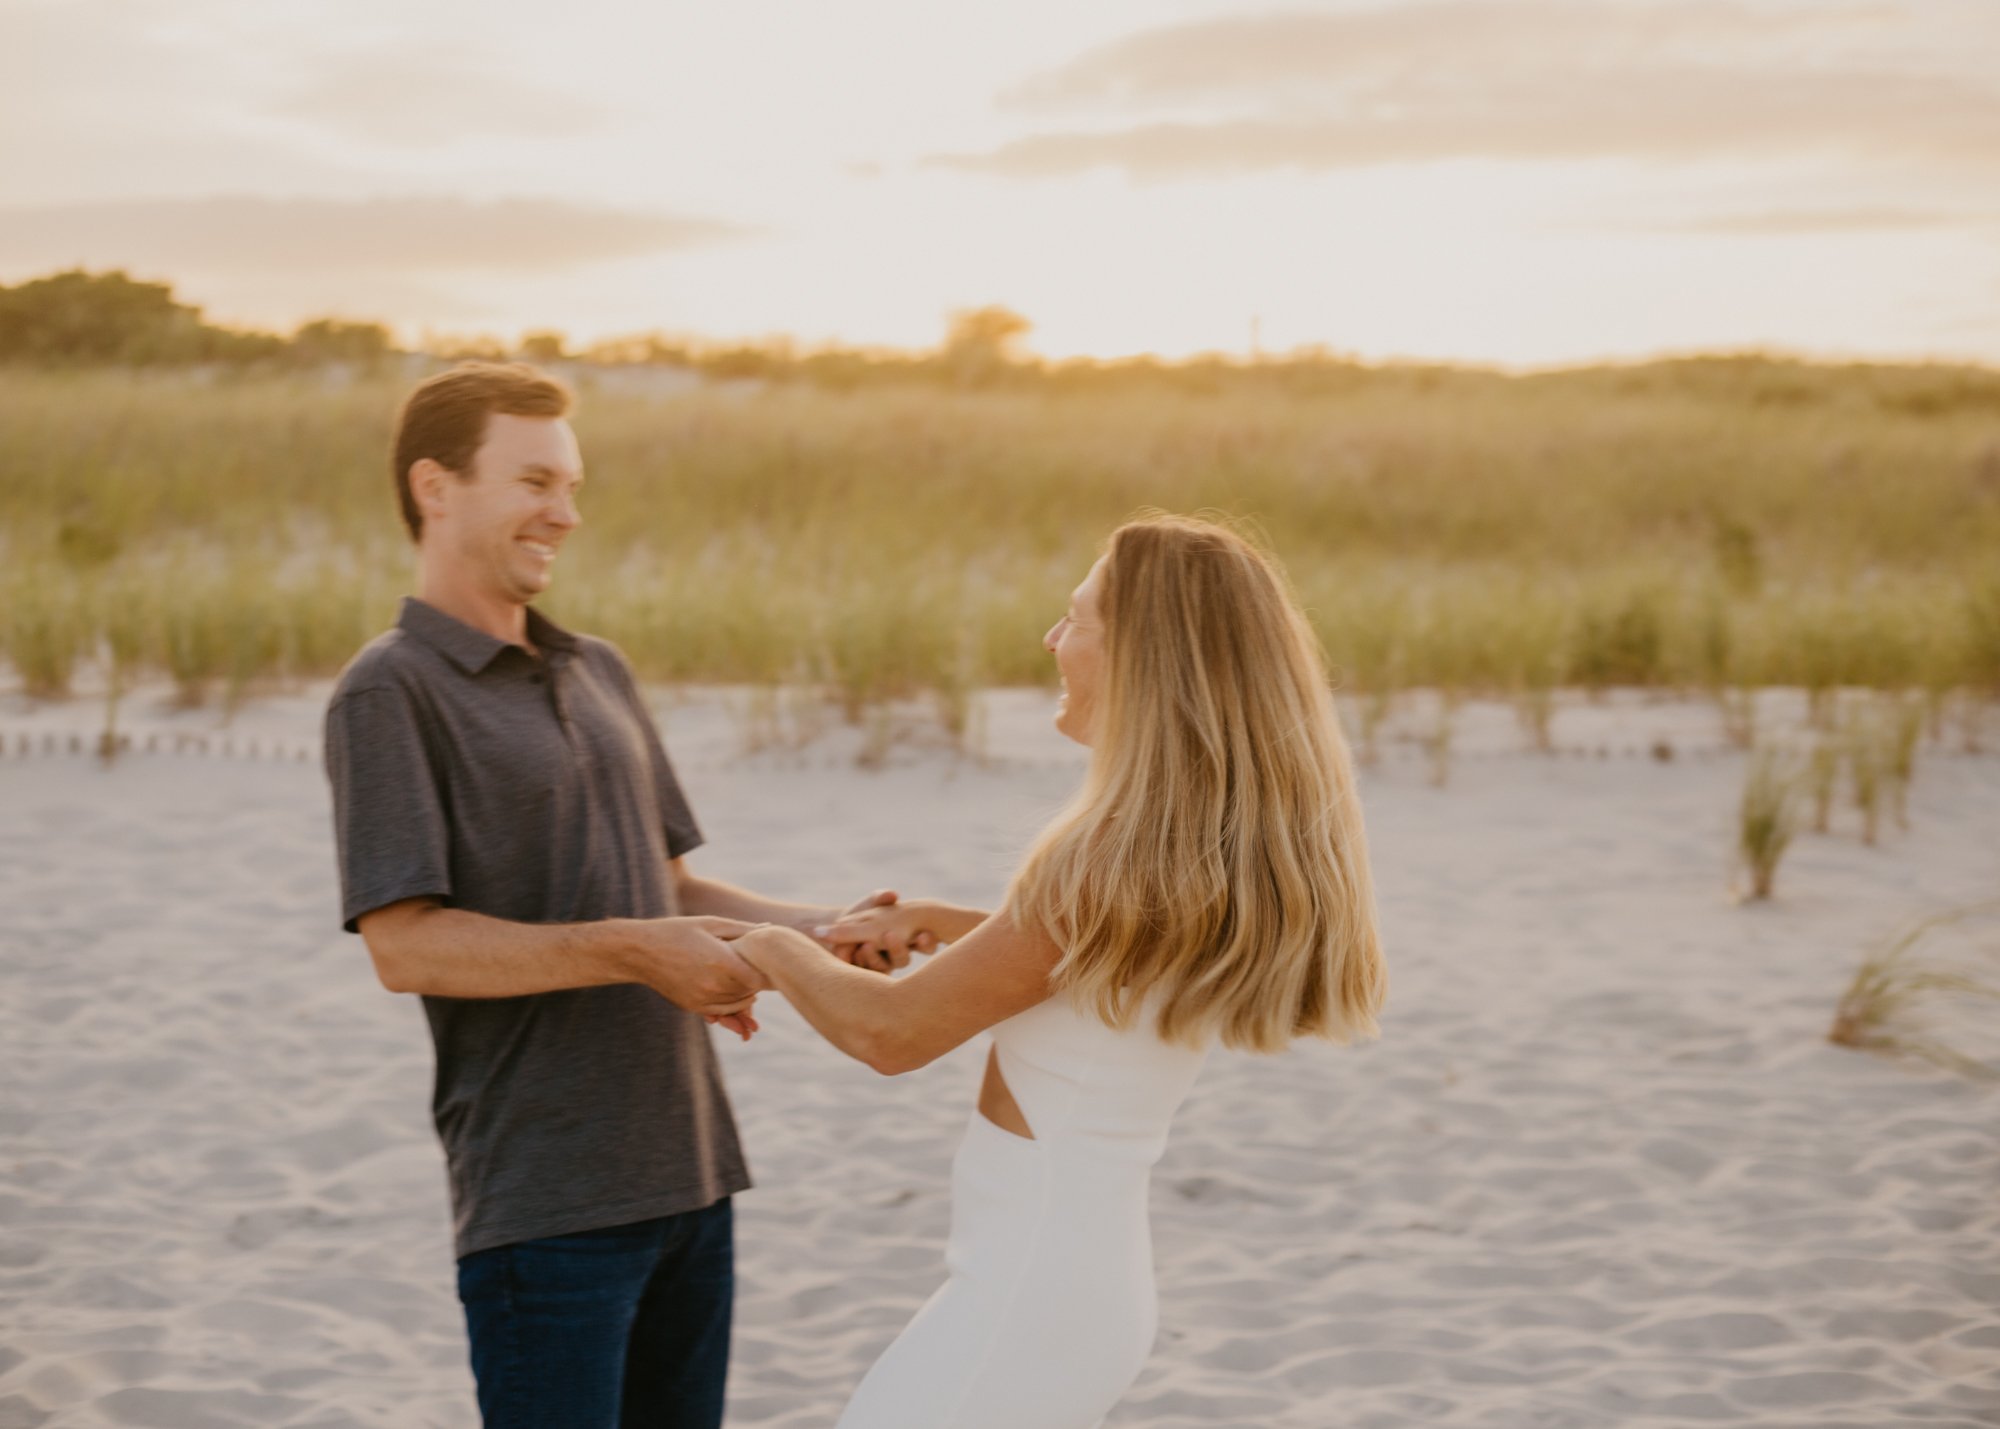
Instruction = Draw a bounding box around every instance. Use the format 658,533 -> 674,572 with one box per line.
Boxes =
936,2 -> 2000,178
274,52 -> 610,147
1610,205 -> 2000,235
0,196 -> 752,274
996,2 -> 1896,111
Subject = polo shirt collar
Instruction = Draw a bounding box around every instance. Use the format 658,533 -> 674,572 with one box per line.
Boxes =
397,596 -> 579,674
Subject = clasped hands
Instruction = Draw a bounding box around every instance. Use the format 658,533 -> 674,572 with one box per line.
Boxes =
699,891 -> 944,1040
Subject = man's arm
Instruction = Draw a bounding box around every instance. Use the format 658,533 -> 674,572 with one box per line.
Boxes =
671,860 -> 869,934
356,897 -> 759,1015
670,860 -> 928,971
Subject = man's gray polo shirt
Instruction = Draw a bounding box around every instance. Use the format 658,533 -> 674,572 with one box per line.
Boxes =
323,596 -> 749,1257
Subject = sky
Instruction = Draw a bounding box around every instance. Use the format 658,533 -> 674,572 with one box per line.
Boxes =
3,0 -> 1998,365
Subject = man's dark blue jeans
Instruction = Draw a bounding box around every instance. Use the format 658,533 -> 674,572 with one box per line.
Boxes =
455,1199 -> 734,1429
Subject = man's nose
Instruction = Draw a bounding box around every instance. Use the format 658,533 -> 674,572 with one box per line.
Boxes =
550,491 -> 582,530
1042,620 -> 1062,651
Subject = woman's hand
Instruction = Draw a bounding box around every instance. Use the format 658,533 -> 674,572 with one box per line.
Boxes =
704,1007 -> 760,1041
821,889 -> 907,973
816,900 -> 960,971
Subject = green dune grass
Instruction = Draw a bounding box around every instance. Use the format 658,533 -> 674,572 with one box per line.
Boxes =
5,364 -> 1997,725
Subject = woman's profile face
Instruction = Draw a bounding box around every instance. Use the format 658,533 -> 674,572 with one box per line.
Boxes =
1044,557 -> 1108,745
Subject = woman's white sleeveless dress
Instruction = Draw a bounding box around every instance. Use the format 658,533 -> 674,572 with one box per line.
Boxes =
835,993 -> 1212,1429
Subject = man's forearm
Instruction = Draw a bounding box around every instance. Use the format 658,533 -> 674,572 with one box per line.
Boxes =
674,873 -> 838,935
365,904 -> 640,999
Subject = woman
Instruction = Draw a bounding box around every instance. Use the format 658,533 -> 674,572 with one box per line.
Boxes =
727,513 -> 1387,1428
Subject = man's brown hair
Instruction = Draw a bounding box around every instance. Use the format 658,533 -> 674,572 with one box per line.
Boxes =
391,362 -> 573,542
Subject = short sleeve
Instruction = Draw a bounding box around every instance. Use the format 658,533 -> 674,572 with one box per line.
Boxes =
600,650 -> 704,860
324,687 -> 454,933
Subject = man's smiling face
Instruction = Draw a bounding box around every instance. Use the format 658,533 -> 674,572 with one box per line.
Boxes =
425,412 -> 585,605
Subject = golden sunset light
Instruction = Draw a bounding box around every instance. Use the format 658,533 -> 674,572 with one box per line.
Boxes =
7,4 -> 2000,1426
5,0 -> 1998,363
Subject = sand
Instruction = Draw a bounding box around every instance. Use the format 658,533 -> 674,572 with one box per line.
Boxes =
2,683 -> 1997,1428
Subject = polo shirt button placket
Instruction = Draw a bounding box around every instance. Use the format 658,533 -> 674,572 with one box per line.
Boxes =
546,662 -> 580,754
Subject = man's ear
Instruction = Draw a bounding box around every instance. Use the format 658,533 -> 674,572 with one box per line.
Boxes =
410,457 -> 455,530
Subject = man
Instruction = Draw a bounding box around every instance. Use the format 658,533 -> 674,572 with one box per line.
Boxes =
323,362 -> 902,1429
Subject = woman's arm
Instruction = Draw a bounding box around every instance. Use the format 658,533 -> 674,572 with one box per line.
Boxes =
729,908 -> 1060,1076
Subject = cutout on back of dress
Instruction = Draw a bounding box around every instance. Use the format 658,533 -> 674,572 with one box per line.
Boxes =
978,1046 -> 1036,1140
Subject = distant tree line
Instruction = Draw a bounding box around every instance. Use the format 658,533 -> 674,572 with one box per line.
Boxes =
3,268 -> 1998,414
0,270 -> 393,368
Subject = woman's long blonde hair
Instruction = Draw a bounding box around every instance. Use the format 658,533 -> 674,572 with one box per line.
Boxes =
1005,514 -> 1385,1053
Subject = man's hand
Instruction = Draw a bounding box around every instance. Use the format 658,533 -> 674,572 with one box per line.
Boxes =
817,900 -> 942,973
624,915 -> 764,1016
817,889 -> 918,973
700,944 -> 768,1032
